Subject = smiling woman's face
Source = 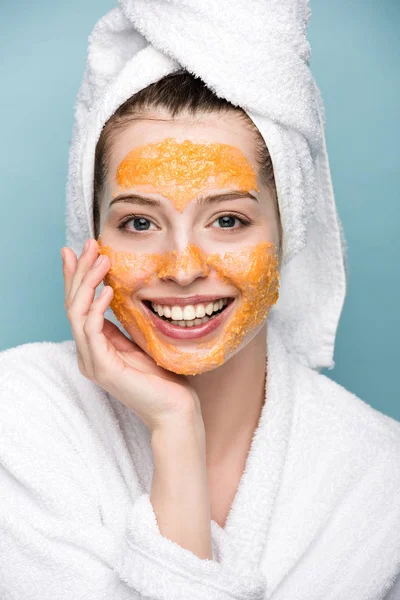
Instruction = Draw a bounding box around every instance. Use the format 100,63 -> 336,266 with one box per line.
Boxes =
97,109 -> 281,375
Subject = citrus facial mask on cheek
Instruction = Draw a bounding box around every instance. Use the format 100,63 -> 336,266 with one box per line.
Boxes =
115,137 -> 260,210
97,237 -> 280,376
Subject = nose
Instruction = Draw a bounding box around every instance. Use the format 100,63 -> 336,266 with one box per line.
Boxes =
157,244 -> 210,287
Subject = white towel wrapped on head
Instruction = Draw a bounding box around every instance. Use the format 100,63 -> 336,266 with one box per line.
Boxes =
67,0 -> 347,372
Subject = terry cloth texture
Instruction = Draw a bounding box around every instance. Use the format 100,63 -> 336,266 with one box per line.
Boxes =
0,321 -> 400,599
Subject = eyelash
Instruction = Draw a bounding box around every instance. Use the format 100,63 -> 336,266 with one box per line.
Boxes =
117,213 -> 252,235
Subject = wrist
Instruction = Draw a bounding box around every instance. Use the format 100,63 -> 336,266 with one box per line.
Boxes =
151,414 -> 206,449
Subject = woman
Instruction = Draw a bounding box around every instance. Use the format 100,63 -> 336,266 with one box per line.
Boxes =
1,1 -> 399,599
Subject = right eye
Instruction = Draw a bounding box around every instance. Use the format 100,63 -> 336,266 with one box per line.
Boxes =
117,215 -> 157,234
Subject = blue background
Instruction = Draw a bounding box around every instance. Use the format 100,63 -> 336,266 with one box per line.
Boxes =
1,1 -> 399,420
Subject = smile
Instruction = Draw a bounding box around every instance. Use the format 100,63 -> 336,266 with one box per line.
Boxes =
141,297 -> 235,340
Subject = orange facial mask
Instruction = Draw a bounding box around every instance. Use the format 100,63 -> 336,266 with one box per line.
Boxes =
115,137 -> 260,210
99,137 -> 279,374
97,237 -> 280,376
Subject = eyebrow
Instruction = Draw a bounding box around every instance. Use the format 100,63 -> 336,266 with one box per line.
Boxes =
109,190 -> 259,209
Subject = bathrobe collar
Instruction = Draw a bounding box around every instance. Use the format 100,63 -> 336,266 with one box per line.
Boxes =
207,315 -> 400,598
209,315 -> 294,574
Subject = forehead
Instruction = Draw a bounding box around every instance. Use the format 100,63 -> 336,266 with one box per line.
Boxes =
107,111 -> 259,178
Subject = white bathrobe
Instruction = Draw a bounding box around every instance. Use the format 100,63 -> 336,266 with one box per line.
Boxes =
1,316 -> 399,599
1,0 -> 399,598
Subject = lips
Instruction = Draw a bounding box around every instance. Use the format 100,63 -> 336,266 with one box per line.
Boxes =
141,297 -> 236,340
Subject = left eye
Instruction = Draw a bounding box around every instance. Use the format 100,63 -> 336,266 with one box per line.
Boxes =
211,214 -> 248,229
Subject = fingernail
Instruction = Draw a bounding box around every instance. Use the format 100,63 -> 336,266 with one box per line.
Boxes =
93,254 -> 104,267
84,239 -> 91,252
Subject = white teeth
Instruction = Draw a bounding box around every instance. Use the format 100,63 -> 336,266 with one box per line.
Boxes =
171,306 -> 183,321
195,304 -> 206,318
172,316 -> 212,327
151,298 -> 230,321
182,305 -> 196,320
205,303 -> 214,316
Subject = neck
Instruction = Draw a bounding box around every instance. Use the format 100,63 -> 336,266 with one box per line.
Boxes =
188,321 -> 268,469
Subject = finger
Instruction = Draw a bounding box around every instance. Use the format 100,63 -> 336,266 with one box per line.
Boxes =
84,289 -> 151,387
66,253 -> 111,378
61,247 -> 77,308
68,238 -> 101,304
82,286 -> 122,382
68,253 -> 111,321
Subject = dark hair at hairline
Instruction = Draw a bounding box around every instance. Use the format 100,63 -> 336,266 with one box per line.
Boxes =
93,69 -> 282,258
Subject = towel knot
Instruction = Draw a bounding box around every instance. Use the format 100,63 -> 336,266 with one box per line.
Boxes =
119,0 -> 323,154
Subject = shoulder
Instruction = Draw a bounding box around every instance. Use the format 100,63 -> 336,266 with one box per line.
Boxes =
0,338 -> 79,383
290,361 -> 400,493
0,338 -> 79,386
0,341 -> 106,519
0,339 -> 147,474
288,358 -> 400,477
303,364 -> 400,445
0,338 -> 93,406
0,339 -> 108,437
305,368 -> 400,585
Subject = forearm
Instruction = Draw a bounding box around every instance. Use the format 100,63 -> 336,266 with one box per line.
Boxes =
150,418 -> 213,560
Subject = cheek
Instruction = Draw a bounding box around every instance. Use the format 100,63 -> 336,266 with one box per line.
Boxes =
98,244 -> 162,335
100,247 -> 159,295
208,243 -> 279,300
